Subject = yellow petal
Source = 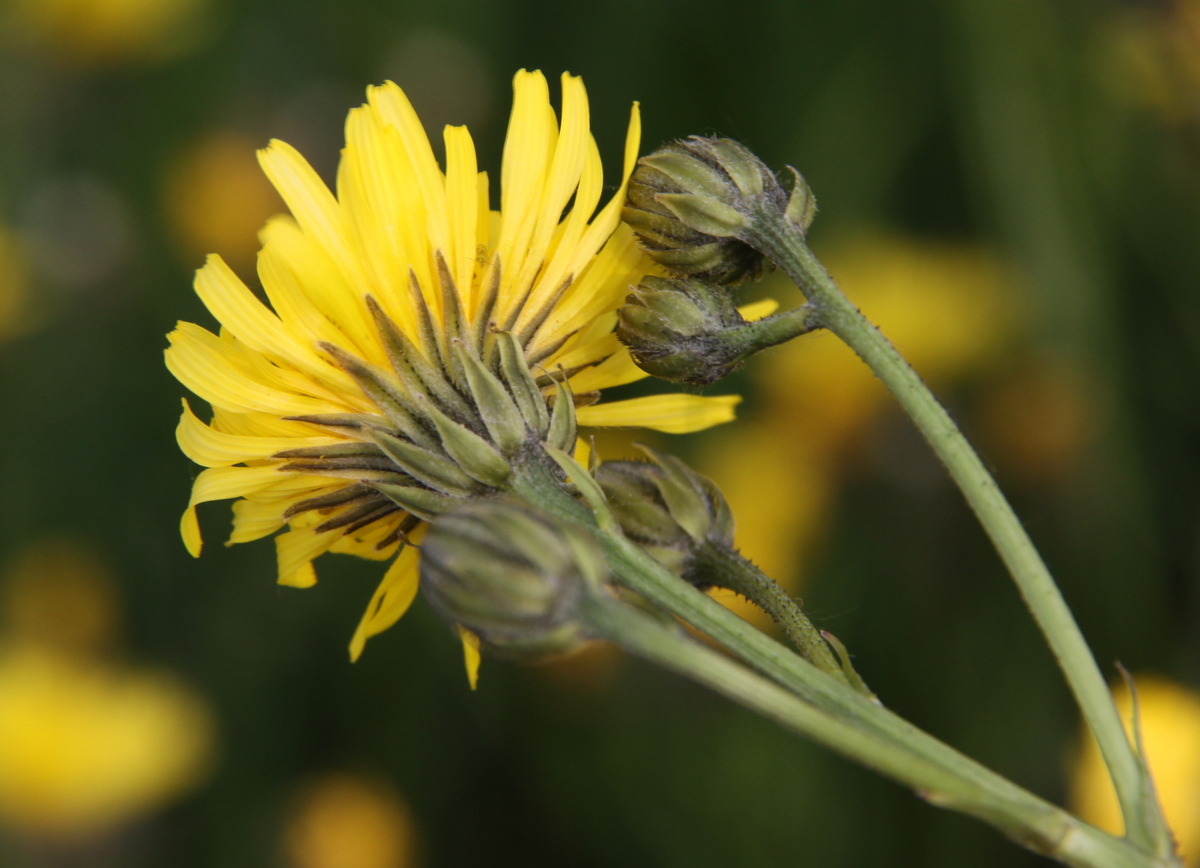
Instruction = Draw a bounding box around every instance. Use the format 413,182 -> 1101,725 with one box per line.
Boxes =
165,323 -> 337,417
737,297 -> 779,321
177,399 -> 337,467
275,524 -> 341,587
493,70 -> 556,317
328,512 -> 404,561
513,73 -> 590,319
567,348 -> 648,393
228,496 -> 289,545
559,100 -> 641,286
443,124 -> 479,314
577,394 -> 742,434
348,537 -> 424,662
258,139 -> 363,289
368,82 -> 451,267
180,464 -> 288,556
256,215 -> 383,367
458,626 -> 481,690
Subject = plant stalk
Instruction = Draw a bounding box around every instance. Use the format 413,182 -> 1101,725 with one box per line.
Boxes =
582,590 -> 1157,868
689,539 -> 845,682
509,459 -> 1170,866
745,210 -> 1168,853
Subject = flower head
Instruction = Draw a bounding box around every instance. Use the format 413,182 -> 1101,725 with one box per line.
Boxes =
166,71 -> 740,666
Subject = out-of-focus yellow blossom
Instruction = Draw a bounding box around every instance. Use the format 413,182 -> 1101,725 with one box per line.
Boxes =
284,773 -> 416,868
2,538 -> 120,656
1071,675 -> 1200,865
1099,1 -> 1200,132
0,645 -> 212,837
0,227 -> 30,344
13,0 -> 206,65
166,132 -> 285,275
701,234 -> 1015,601
976,358 -> 1091,483
0,539 -> 214,839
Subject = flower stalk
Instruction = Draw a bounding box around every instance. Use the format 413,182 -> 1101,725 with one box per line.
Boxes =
746,211 -> 1172,855
505,456 -> 1170,867
581,590 -> 1160,868
620,134 -> 1175,859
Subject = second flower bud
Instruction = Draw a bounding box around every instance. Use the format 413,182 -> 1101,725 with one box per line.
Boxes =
617,276 -> 822,385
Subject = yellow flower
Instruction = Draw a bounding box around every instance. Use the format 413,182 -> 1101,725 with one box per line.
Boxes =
1070,676 -> 1200,865
14,0 -> 206,65
166,70 -> 740,667
0,538 -> 213,838
165,131 -> 285,274
0,645 -> 212,838
284,773 -> 416,868
0,226 -> 30,344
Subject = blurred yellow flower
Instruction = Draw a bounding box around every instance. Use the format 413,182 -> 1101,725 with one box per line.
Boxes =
1071,675 -> 1200,866
0,645 -> 212,837
166,132 -> 285,275
284,773 -> 416,868
975,358 -> 1091,483
0,538 -> 214,839
701,234 -> 1015,597
0,226 -> 30,344
2,537 -> 120,657
13,0 -> 206,65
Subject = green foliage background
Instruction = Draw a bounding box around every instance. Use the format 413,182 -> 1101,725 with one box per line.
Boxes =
1,0 -> 1199,865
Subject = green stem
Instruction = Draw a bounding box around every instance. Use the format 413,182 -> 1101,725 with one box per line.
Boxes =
728,303 -> 822,355
690,540 -> 845,682
510,459 -> 1167,866
746,212 -> 1163,851
582,591 -> 1155,868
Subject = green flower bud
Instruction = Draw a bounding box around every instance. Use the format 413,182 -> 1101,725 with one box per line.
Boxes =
623,136 -> 817,285
419,498 -> 608,658
617,276 -> 822,385
594,446 -> 733,579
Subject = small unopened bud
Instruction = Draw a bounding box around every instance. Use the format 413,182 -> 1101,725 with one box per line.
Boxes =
420,498 -> 607,658
594,447 -> 734,578
617,276 -> 822,385
623,136 -> 817,285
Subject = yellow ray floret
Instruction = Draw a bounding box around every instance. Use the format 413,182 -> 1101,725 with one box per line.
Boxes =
165,69 -> 741,671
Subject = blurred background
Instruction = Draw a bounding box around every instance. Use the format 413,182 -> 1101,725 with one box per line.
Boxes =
0,0 -> 1198,865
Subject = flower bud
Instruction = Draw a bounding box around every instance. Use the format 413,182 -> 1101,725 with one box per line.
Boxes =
419,498 -> 607,658
594,447 -> 733,579
623,136 -> 817,285
617,276 -> 822,385
617,276 -> 745,384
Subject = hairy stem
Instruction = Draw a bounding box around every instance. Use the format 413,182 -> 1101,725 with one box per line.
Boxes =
582,591 -> 1157,868
745,210 -> 1169,853
510,459 -> 1169,867
689,540 -> 845,682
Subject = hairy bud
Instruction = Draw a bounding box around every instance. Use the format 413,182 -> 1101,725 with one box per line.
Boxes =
594,446 -> 734,579
623,136 -> 817,285
419,498 -> 607,658
617,276 -> 822,385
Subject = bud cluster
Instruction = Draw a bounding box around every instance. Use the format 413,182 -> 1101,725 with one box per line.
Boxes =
619,136 -> 821,385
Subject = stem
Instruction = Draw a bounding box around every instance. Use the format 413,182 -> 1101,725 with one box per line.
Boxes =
690,540 -> 845,681
582,591 -> 1156,868
729,303 -> 822,354
510,460 -> 1166,866
746,212 -> 1163,851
